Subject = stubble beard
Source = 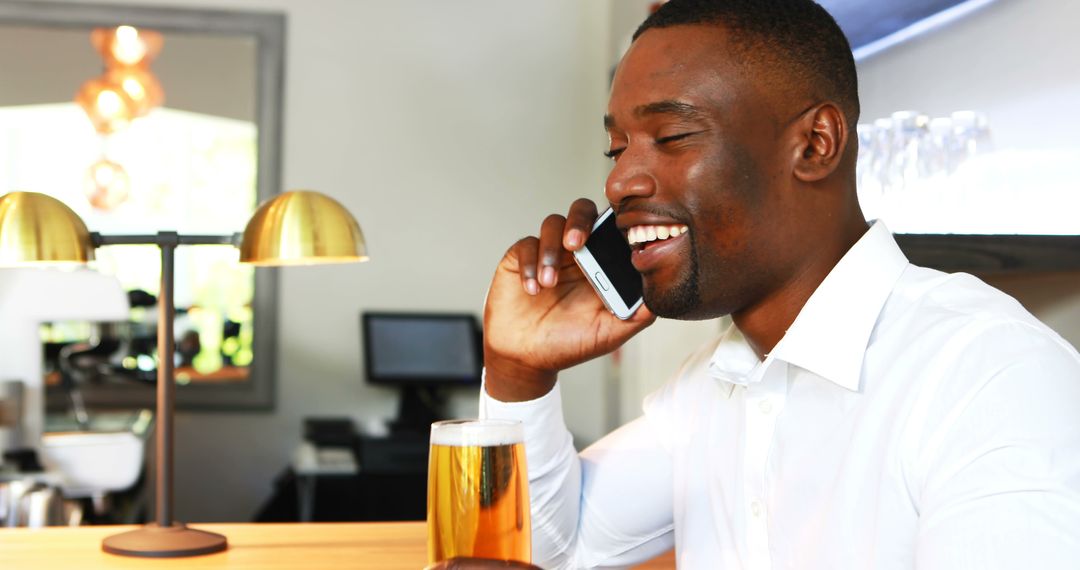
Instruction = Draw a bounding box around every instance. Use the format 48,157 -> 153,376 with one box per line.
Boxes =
641,232 -> 703,319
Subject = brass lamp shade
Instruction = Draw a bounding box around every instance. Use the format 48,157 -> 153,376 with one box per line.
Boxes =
239,190 -> 368,266
0,192 -> 94,265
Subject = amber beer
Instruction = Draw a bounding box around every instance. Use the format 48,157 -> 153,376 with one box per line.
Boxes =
427,419 -> 531,564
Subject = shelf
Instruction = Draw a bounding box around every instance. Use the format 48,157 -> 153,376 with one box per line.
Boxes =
895,234 -> 1080,274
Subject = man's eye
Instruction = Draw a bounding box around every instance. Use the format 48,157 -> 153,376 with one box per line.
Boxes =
604,130 -> 700,159
655,132 -> 699,145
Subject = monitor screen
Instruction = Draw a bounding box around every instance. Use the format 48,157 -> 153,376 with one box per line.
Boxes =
362,312 -> 481,386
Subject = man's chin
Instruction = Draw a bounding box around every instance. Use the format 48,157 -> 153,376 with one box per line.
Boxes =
642,283 -> 700,320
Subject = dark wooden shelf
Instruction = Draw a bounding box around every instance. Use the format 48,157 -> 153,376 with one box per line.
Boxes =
895,234 -> 1080,274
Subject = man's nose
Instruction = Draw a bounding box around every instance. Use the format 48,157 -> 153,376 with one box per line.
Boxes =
605,159 -> 657,208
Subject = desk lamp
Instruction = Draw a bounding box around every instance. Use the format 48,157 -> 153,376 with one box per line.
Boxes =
0,190 -> 368,557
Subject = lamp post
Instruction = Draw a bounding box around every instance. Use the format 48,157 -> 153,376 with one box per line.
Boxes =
0,190 -> 368,557
98,231 -> 240,556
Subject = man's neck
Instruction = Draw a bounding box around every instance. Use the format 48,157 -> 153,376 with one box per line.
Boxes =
732,222 -> 869,360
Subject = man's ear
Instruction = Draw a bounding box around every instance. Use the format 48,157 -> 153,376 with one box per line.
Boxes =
790,103 -> 847,183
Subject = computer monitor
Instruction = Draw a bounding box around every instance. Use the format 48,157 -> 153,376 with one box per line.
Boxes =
361,312 -> 482,432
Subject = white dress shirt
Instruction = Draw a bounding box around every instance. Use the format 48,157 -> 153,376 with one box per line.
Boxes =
480,222 -> 1080,569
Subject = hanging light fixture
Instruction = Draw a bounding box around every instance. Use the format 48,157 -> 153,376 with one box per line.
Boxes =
107,66 -> 164,119
84,158 -> 131,211
74,75 -> 138,135
76,25 -> 165,134
75,24 -> 166,210
91,25 -> 163,68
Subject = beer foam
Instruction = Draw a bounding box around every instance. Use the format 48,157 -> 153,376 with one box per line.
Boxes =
430,419 -> 524,447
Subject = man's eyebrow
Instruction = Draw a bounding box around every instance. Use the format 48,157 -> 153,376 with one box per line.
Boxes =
637,100 -> 706,120
604,100 -> 707,130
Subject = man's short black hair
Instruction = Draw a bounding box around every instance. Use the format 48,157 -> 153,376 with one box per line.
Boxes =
634,0 -> 859,128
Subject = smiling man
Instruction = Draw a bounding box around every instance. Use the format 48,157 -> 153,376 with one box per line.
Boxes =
479,1 -> 1080,568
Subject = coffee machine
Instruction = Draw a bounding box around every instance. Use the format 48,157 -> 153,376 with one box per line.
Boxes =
0,268 -> 129,457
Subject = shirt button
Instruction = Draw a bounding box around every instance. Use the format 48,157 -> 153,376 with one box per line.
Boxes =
751,499 -> 763,517
758,399 -> 773,414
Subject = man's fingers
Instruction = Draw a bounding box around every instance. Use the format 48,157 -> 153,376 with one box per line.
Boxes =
627,303 -> 656,327
505,199 -> 604,294
510,236 -> 541,296
537,214 -> 567,288
564,198 -> 599,251
425,558 -> 543,570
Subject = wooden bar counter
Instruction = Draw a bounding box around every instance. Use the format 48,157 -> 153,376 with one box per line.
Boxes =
0,522 -> 675,569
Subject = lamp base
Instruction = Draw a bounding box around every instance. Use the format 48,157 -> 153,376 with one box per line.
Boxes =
102,523 -> 227,557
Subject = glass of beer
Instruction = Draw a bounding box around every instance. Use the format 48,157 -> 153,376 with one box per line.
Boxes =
427,419 -> 531,565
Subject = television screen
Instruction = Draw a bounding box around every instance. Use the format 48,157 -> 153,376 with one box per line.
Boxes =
362,312 -> 481,386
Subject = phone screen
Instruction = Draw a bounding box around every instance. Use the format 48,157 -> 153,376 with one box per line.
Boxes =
587,213 -> 643,308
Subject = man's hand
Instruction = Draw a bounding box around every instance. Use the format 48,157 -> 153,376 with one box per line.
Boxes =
425,558 -> 543,570
483,198 -> 655,402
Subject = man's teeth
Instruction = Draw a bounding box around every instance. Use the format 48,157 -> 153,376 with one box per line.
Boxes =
627,225 -> 689,245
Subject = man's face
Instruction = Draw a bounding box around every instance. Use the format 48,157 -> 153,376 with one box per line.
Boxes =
604,25 -> 800,321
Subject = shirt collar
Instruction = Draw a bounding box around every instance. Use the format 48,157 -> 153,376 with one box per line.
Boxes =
707,222 -> 909,393
707,324 -> 761,395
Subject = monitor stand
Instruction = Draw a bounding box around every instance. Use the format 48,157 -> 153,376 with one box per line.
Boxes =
388,386 -> 444,435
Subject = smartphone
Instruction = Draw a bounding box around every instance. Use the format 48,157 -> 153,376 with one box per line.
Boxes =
573,207 -> 644,320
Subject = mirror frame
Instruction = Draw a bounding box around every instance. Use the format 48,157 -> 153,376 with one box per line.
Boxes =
0,0 -> 285,410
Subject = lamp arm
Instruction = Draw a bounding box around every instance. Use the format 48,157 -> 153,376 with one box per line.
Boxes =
93,232 -> 239,248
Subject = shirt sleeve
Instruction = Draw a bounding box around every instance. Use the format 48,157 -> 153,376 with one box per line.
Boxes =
480,376 -> 675,569
913,322 -> 1080,570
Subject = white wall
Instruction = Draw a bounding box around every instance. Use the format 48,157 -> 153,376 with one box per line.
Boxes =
33,0 -> 615,522
856,0 -> 1080,349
